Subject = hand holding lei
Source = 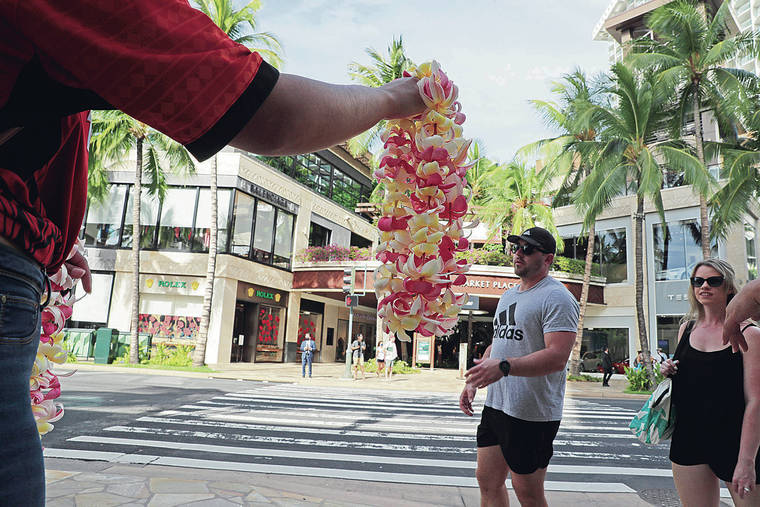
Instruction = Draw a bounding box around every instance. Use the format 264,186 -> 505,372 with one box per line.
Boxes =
374,61 -> 472,341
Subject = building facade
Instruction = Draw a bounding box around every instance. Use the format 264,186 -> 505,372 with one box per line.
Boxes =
559,0 -> 760,363
73,146 -> 380,366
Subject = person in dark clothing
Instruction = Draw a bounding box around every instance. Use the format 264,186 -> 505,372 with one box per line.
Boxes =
661,259 -> 760,504
601,346 -> 613,387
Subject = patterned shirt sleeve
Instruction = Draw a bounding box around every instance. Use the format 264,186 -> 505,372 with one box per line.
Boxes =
4,0 -> 279,161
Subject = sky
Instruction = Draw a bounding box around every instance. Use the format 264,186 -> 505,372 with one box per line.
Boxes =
256,0 -> 613,164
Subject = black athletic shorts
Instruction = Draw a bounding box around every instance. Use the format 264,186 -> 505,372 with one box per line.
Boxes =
476,405 -> 561,475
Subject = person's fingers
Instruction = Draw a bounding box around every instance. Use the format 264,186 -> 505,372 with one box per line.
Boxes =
66,251 -> 92,292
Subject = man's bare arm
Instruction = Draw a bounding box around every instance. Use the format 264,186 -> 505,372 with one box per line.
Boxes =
230,74 -> 425,156
464,331 -> 576,388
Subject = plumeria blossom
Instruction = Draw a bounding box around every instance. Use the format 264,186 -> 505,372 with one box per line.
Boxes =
375,61 -> 472,341
30,239 -> 87,436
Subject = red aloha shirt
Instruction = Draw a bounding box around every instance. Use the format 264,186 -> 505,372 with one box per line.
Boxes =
0,0 -> 278,271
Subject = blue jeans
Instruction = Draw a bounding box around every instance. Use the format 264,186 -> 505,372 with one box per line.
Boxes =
0,244 -> 45,506
301,351 -> 312,377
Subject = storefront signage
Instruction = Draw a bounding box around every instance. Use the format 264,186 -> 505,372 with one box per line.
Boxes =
654,280 -> 690,314
143,276 -> 200,293
236,177 -> 298,214
246,287 -> 282,303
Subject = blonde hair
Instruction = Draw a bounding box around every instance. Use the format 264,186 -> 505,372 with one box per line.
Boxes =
681,258 -> 738,324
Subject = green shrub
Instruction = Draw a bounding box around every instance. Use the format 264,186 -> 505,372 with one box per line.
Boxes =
364,358 -> 420,374
144,343 -> 194,367
114,343 -> 194,367
625,363 -> 665,392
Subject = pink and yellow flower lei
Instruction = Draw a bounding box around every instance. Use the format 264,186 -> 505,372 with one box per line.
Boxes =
375,61 -> 472,341
30,241 -> 85,436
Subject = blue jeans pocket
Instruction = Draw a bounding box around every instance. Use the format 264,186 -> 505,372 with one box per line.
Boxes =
0,291 -> 40,345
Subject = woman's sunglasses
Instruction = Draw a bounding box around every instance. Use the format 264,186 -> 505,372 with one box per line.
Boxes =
510,244 -> 545,255
689,276 -> 724,287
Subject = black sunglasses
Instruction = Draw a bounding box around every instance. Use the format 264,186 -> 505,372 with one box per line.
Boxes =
510,244 -> 545,255
690,276 -> 724,288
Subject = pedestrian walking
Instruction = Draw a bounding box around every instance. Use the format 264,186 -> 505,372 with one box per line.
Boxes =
660,259 -> 760,505
601,346 -> 613,387
459,227 -> 579,506
351,333 -> 366,380
656,347 -> 668,363
375,341 -> 386,377
300,333 -> 316,378
384,338 -> 398,380
0,3 -> 426,504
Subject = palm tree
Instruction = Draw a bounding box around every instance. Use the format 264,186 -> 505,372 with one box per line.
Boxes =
89,110 -> 195,364
191,0 -> 284,367
629,0 -> 760,258
710,102 -> 760,240
522,69 -> 604,376
466,141 -> 501,207
193,0 -> 283,68
575,63 -> 712,388
479,161 -> 562,249
347,36 -> 415,157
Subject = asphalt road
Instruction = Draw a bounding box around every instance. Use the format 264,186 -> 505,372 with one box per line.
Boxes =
43,371 -> 676,499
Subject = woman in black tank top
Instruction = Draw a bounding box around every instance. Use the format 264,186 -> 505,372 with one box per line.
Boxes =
660,259 -> 760,506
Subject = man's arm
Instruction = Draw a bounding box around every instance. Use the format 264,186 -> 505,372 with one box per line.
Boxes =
724,280 -> 760,352
464,331 -> 576,389
231,74 -> 424,156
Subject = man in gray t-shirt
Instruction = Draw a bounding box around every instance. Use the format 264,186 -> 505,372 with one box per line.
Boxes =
459,227 -> 579,506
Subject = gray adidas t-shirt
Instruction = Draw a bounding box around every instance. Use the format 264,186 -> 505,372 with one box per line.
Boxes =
485,275 -> 579,422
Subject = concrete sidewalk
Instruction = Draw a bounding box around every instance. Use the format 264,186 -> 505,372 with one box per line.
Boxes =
58,361 -> 645,400
44,458 -> 652,507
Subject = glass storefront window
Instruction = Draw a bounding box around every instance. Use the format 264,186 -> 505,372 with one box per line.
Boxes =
309,223 -> 330,247
653,220 -> 710,281
561,231 -> 623,282
746,223 -> 758,281
656,316 -> 681,356
252,201 -> 275,263
83,184 -> 127,247
230,191 -> 255,257
193,188 -> 232,253
273,211 -> 294,269
258,153 -> 372,212
580,328 -> 628,367
122,186 -> 161,249
157,187 -> 197,250
598,228 -> 627,283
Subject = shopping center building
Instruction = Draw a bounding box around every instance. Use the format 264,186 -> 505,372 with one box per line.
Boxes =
72,144 -> 603,369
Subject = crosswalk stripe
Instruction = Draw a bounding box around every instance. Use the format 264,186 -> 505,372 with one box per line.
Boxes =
71,435 -> 476,466
53,384 -> 671,494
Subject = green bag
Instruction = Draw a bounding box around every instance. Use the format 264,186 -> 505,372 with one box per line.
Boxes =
629,377 -> 675,444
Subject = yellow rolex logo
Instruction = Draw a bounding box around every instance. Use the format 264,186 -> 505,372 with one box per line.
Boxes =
274,294 -> 281,303
191,281 -> 199,291
247,288 -> 254,297
146,279 -> 154,288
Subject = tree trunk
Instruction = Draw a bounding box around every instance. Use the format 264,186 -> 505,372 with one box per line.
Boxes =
693,91 -> 710,259
634,196 -> 656,387
129,138 -> 143,364
569,222 -> 595,376
194,155 -> 218,367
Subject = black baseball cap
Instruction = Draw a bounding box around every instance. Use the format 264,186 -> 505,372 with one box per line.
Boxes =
507,227 -> 556,254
